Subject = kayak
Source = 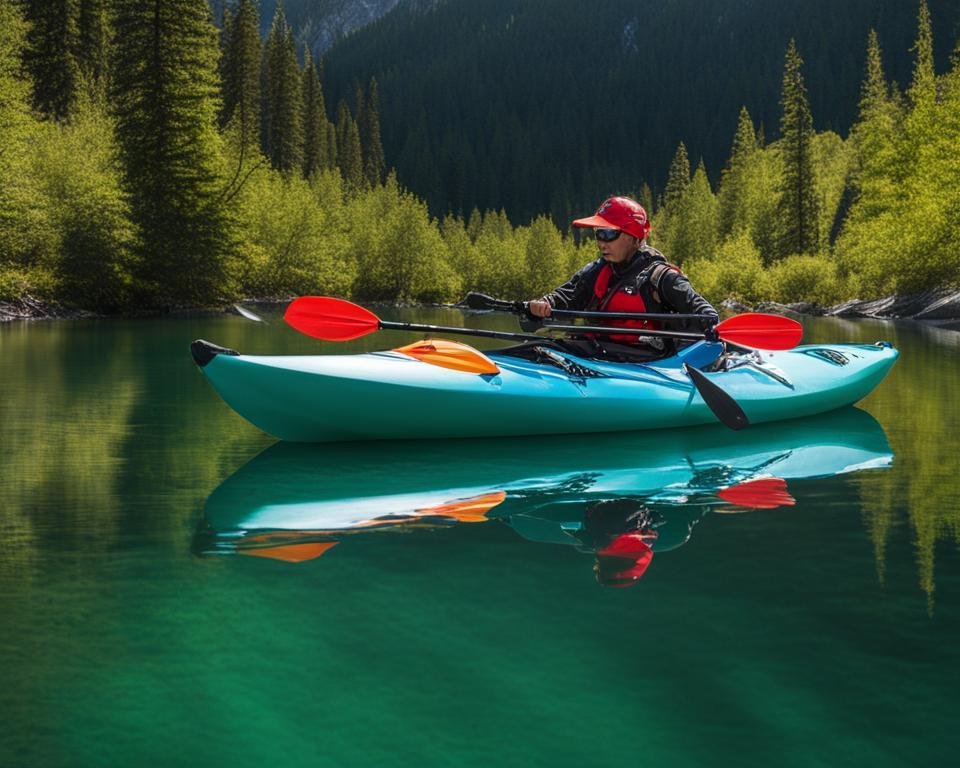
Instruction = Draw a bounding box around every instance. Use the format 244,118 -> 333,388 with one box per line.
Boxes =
194,407 -> 892,561
190,337 -> 898,442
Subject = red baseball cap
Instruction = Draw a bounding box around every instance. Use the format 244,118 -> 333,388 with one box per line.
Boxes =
573,196 -> 651,240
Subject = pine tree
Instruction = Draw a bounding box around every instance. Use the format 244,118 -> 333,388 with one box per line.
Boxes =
666,161 -> 719,266
263,5 -> 303,173
852,30 -> 901,211
663,142 -> 691,208
907,0 -> 936,111
359,77 -> 386,186
717,106 -> 759,238
220,0 -> 260,152
112,0 -> 235,306
653,142 -> 691,250
335,100 -> 363,189
302,52 -> 330,176
76,0 -> 108,89
835,29 -> 905,294
636,182 -> 654,216
24,0 -> 81,120
774,39 -> 819,260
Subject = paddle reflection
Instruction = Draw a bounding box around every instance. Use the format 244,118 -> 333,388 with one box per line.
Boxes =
193,408 -> 893,586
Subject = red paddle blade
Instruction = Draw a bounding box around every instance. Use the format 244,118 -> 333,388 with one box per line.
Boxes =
716,477 -> 796,509
716,313 -> 803,351
284,296 -> 381,341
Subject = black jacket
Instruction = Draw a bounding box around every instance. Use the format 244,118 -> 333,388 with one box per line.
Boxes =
544,245 -> 718,322
542,246 -> 719,357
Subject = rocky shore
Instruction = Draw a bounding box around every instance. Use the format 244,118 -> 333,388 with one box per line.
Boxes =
0,295 -> 97,322
5,289 -> 960,328
726,287 -> 960,330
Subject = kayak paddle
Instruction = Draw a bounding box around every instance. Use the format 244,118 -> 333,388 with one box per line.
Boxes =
285,296 -> 803,351
684,363 -> 750,431
461,291 -> 803,350
284,296 -> 543,343
716,477 -> 796,509
461,291 -> 706,323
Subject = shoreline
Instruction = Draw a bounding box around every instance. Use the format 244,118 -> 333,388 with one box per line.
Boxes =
5,289 -> 960,330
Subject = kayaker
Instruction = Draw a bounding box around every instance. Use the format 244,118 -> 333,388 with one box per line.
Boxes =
505,498 -> 701,588
527,196 -> 719,358
581,499 -> 660,587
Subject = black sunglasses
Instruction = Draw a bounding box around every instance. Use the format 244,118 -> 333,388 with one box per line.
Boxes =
594,228 -> 622,242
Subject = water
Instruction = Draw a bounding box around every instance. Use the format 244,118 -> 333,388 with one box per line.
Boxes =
1,308 -> 958,767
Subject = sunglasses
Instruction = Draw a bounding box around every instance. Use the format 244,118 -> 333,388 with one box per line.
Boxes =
594,228 -> 622,242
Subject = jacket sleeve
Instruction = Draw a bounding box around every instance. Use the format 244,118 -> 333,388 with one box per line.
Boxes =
542,260 -> 601,311
658,271 -> 720,329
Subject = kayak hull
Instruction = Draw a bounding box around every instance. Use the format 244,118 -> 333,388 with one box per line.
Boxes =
193,340 -> 898,442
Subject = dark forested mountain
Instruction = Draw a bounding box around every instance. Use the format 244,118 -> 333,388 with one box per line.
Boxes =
214,0 -> 403,52
320,0 -> 960,225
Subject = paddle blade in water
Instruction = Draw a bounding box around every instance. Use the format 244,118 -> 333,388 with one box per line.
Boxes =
415,491 -> 507,522
716,313 -> 803,351
284,296 -> 380,341
716,477 -> 796,510
234,304 -> 265,322
239,540 -> 339,563
393,338 -> 500,375
684,364 -> 750,431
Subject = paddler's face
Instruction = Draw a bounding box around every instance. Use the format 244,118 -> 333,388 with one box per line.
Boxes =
597,229 -> 639,263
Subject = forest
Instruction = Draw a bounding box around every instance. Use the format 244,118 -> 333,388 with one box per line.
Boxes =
0,0 -> 958,312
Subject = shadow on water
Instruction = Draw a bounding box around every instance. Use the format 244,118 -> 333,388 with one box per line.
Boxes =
195,407 -> 893,587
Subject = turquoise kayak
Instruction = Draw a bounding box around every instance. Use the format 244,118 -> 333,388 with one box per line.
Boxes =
195,408 -> 892,561
191,337 -> 898,442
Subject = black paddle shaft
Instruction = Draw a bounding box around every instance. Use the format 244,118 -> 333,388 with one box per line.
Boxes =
379,319 -> 709,343
461,291 -> 706,323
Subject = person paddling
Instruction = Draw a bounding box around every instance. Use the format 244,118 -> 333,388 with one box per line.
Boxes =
527,196 -> 719,358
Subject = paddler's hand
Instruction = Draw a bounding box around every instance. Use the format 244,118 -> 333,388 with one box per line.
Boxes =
527,298 -> 552,318
701,313 -> 721,342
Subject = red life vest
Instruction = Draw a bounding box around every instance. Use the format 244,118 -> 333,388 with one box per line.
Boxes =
592,261 -> 680,342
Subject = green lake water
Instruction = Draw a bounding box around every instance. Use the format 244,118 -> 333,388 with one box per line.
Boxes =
1,307 -> 958,767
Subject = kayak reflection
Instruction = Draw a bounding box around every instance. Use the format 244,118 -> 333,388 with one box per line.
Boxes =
194,408 -> 893,586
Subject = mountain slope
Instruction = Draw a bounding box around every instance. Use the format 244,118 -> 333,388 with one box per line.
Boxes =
321,0 -> 960,225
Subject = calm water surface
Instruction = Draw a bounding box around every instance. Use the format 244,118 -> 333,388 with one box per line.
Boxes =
1,307 -> 958,767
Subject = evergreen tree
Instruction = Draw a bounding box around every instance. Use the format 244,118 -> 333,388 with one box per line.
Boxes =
302,52 -> 331,176
24,0 -> 81,120
666,161 -> 719,266
325,119 -> 338,170
774,39 -> 819,260
76,0 -> 108,89
717,106 -> 759,238
335,100 -> 363,189
359,77 -> 386,186
907,0 -> 936,110
663,142 -> 691,208
220,0 -> 260,153
653,142 -> 691,250
263,5 -> 303,173
852,30 -> 901,214
112,0 -> 235,306
637,182 -> 654,217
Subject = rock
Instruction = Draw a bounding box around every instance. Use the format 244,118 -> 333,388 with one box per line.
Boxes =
720,298 -> 752,313
912,290 -> 960,320
825,288 -> 960,321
